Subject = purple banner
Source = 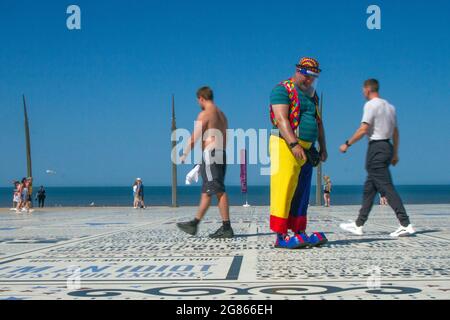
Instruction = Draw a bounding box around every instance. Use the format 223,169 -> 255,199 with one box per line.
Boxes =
240,149 -> 247,194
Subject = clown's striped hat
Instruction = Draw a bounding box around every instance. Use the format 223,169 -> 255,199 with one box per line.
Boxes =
296,57 -> 321,77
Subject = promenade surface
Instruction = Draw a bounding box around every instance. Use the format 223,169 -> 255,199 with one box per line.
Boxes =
0,204 -> 449,300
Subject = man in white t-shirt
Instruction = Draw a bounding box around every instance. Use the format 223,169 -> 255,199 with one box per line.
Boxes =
338,79 -> 415,238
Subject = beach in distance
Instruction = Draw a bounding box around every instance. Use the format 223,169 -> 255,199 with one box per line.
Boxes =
1,185 -> 449,208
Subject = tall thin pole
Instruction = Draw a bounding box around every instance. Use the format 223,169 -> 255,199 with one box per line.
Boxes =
171,94 -> 178,207
316,93 -> 323,206
23,95 -> 32,178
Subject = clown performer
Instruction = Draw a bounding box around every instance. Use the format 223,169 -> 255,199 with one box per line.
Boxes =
269,57 -> 328,249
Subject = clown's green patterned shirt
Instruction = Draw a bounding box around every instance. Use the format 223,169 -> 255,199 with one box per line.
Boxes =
270,84 -> 319,143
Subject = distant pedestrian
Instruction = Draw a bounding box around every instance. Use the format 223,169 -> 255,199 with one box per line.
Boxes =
135,178 -> 145,209
379,192 -> 388,206
16,177 -> 33,214
132,180 -> 139,208
36,186 -> 46,208
15,178 -> 26,213
323,176 -> 332,207
11,181 -> 20,211
22,178 -> 34,214
26,177 -> 34,212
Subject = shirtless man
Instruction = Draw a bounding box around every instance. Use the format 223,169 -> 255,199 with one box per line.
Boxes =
177,86 -> 234,238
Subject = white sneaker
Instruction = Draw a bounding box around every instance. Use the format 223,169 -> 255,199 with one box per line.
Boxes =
390,224 -> 415,237
339,221 -> 364,236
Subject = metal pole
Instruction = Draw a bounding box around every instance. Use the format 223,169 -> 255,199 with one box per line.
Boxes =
316,93 -> 323,206
23,95 -> 32,178
171,94 -> 178,207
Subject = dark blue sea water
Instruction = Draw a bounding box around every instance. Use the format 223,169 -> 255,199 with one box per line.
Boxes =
1,185 -> 449,207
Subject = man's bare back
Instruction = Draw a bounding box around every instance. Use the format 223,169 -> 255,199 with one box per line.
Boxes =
199,105 -> 228,150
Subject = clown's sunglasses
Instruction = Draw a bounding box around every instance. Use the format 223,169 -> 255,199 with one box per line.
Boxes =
297,67 -> 320,78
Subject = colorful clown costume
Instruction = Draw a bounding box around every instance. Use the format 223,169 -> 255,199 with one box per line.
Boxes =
268,57 -> 328,248
269,135 -> 313,234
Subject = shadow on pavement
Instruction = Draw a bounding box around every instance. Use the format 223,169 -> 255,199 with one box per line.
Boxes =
235,233 -> 274,238
413,229 -> 441,235
236,231 -> 337,239
328,238 -> 396,245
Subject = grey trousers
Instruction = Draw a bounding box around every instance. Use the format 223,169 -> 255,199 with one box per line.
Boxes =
356,140 -> 411,227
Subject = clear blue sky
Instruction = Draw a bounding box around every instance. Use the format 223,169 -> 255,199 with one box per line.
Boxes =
0,0 -> 449,187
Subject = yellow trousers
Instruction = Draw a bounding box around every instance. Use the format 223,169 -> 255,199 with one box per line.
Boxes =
269,135 -> 312,234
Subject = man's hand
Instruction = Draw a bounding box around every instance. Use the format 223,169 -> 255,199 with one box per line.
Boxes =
391,153 -> 399,166
291,145 -> 306,161
339,144 -> 349,153
320,149 -> 328,162
180,153 -> 188,164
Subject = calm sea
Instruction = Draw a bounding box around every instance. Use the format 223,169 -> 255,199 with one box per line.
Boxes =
1,185 -> 449,207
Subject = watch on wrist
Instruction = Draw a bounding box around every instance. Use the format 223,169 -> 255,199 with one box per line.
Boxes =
289,142 -> 299,149
345,140 -> 352,147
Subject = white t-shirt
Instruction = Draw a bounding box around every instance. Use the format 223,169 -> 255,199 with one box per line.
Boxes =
361,97 -> 397,141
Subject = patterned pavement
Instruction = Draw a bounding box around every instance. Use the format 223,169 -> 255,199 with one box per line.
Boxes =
0,204 -> 449,300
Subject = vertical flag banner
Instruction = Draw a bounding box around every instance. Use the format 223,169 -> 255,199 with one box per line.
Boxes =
240,149 -> 248,194
240,148 -> 250,207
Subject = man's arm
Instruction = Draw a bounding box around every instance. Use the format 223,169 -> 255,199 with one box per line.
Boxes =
348,122 -> 370,146
180,112 -> 207,163
391,126 -> 399,166
272,104 -> 306,160
318,121 -> 328,162
339,122 -> 370,153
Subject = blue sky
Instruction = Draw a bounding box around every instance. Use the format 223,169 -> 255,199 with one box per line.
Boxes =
0,0 -> 449,187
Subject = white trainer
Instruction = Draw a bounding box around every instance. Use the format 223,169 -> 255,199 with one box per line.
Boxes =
339,221 -> 363,236
390,224 -> 415,237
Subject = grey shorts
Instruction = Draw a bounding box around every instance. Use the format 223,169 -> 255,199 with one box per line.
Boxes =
200,149 -> 226,196
22,189 -> 28,201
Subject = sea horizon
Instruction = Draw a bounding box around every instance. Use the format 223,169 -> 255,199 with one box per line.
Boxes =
1,184 -> 449,208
